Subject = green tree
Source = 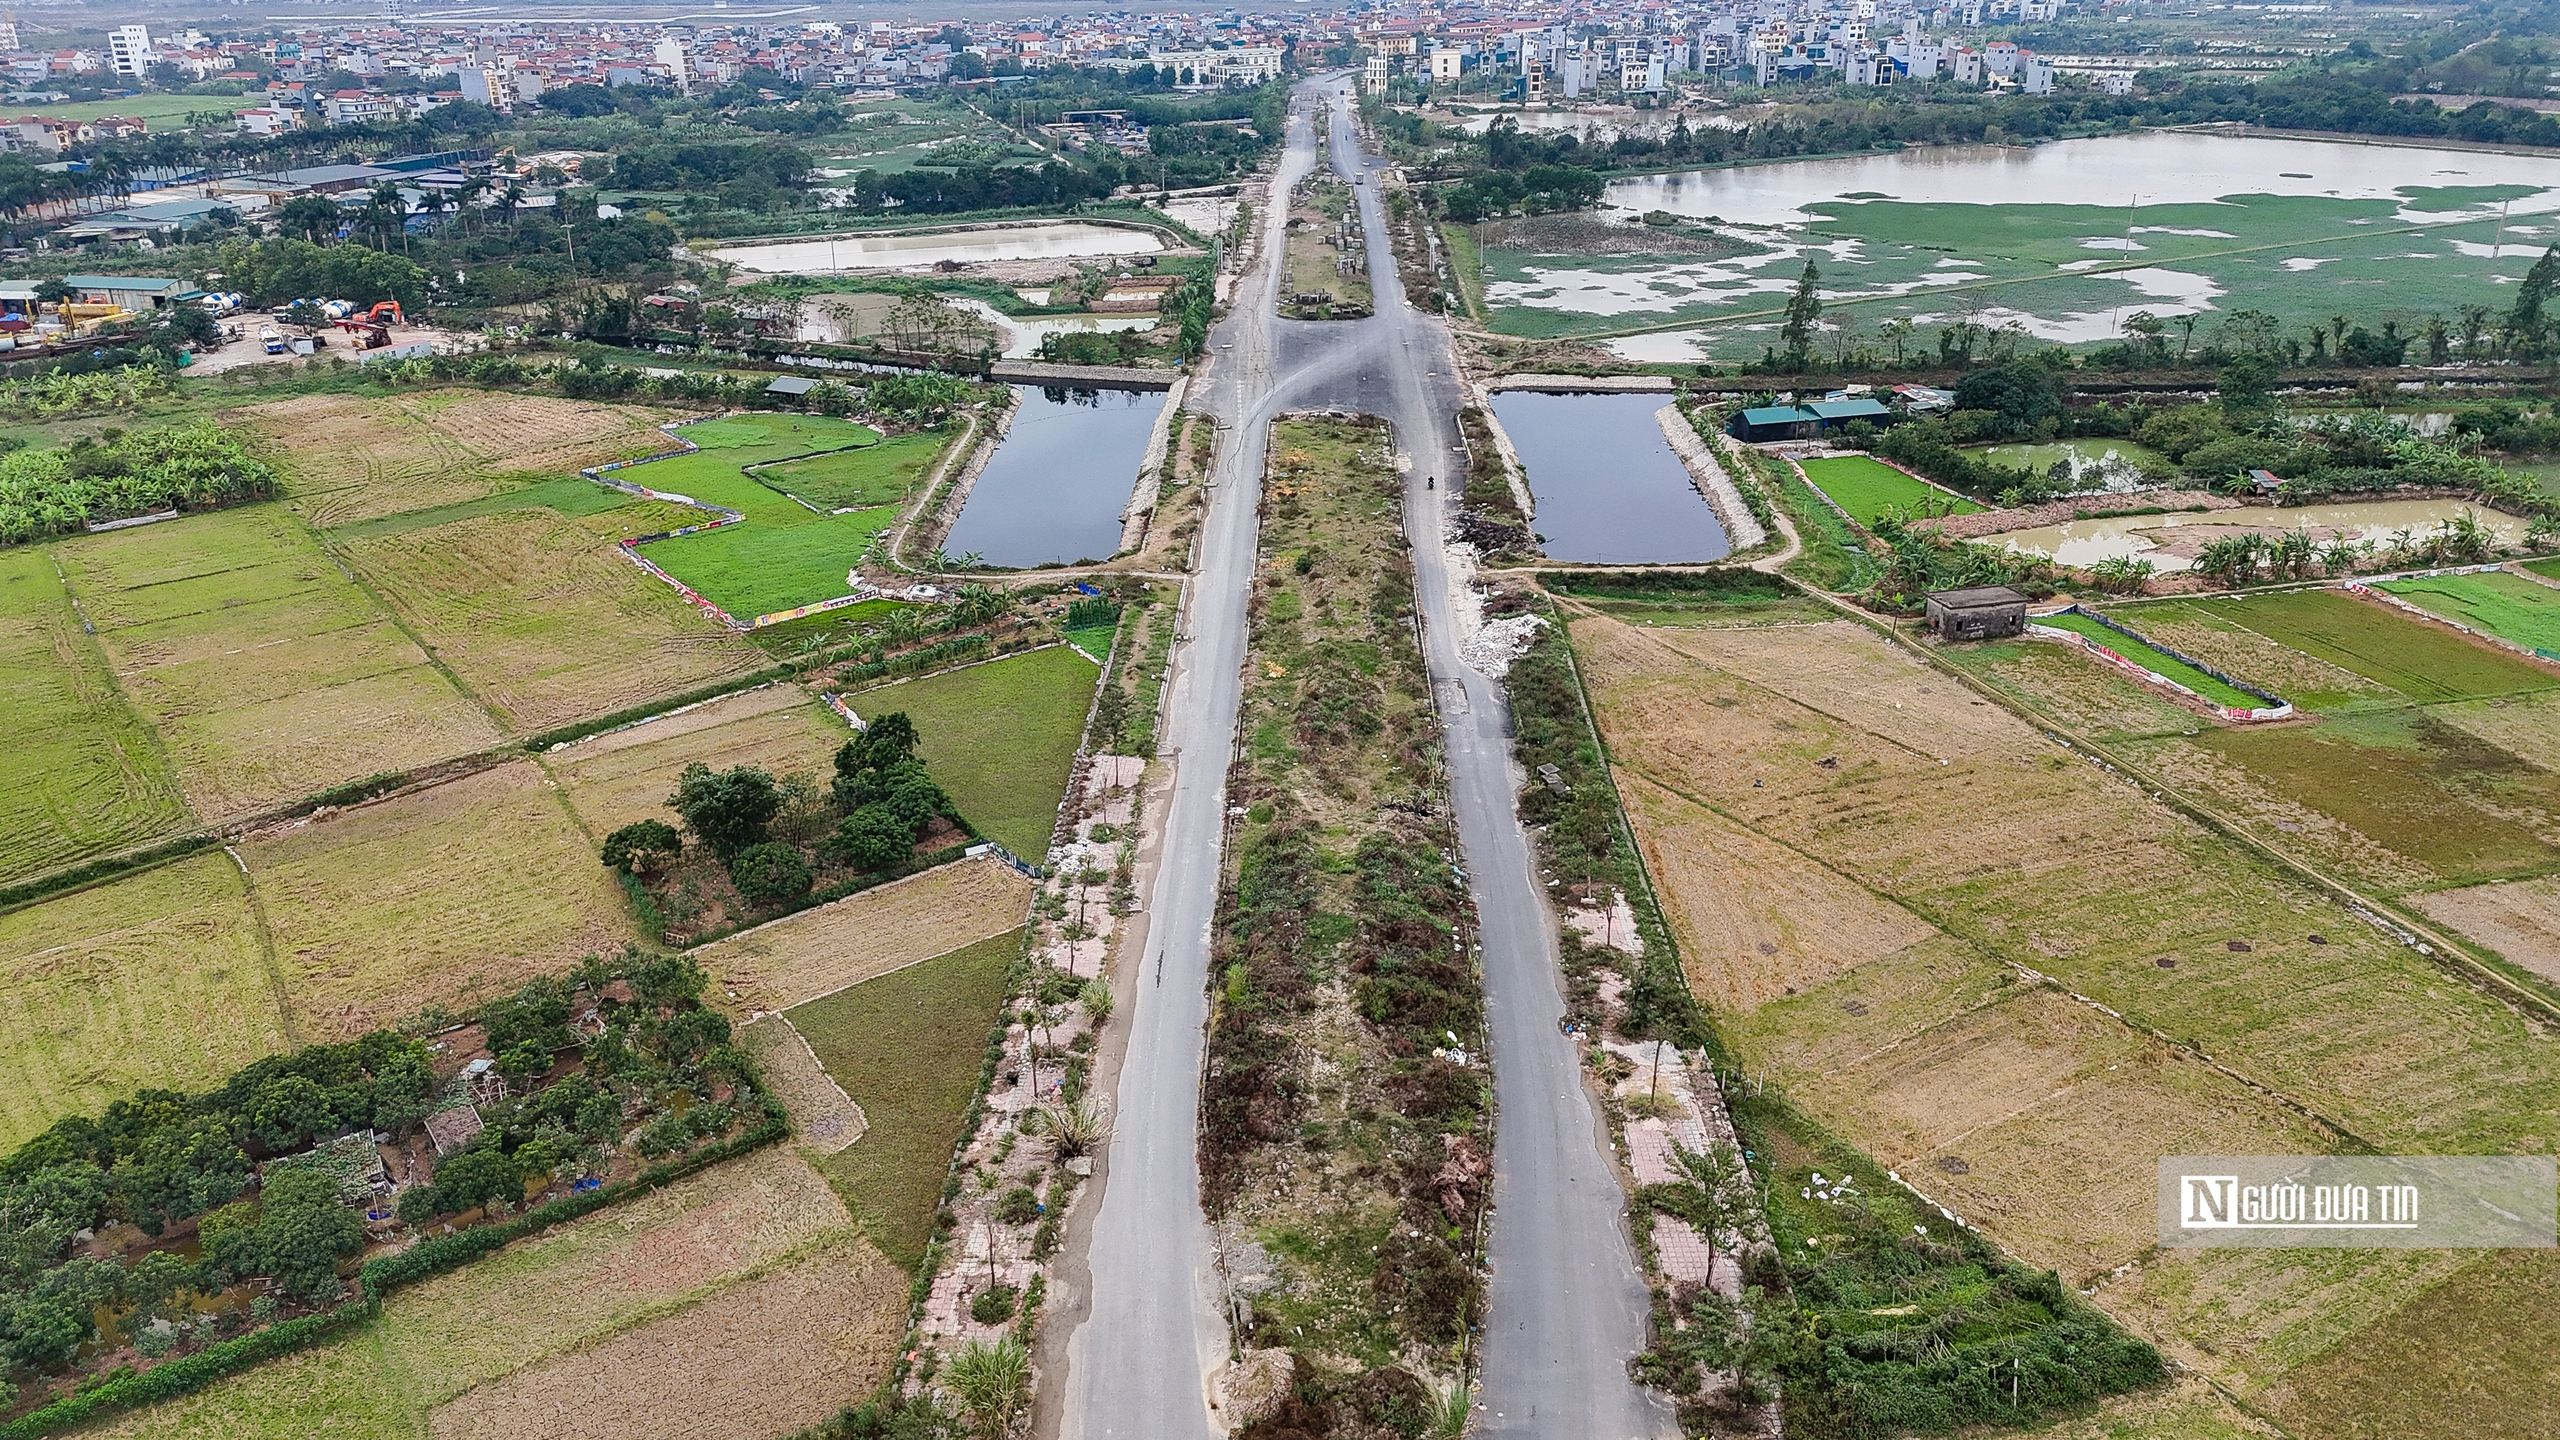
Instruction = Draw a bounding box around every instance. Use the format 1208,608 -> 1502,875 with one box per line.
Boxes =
251,1166 -> 367,1302
2503,243 -> 2560,358
666,762 -> 781,859
2216,353 -> 2279,417
1778,259 -> 1822,370
599,819 -> 682,874
729,841 -> 813,906
823,807 -> 919,872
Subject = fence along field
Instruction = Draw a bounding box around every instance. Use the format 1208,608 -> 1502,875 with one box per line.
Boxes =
0,849 -> 286,1149
1567,609 -> 2560,1436
82,1147 -> 900,1440
0,546 -> 192,883
54,504 -> 502,820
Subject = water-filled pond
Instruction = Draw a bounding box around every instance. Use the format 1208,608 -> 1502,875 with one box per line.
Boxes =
943,386 -> 1168,567
702,222 -> 1164,274
1983,498 -> 2527,572
1489,392 -> 1730,564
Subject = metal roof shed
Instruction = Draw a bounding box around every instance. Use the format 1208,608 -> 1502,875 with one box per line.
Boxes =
764,375 -> 819,396
1728,405 -> 1817,443
1805,397 -> 1895,428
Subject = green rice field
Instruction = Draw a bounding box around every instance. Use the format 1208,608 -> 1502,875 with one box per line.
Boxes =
2380,572 -> 2560,657
845,643 -> 1097,858
1798,454 -> 1984,525
789,927 -> 1021,1265
0,547 -> 192,882
756,434 -> 945,510
327,476 -> 650,540
2188,589 -> 2560,704
629,416 -> 951,621
2035,610 -> 2266,709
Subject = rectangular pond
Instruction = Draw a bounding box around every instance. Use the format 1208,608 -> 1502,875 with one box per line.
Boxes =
942,386 -> 1168,568
1489,392 -> 1730,564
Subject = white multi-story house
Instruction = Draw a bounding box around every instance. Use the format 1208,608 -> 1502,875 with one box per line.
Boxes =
108,25 -> 154,77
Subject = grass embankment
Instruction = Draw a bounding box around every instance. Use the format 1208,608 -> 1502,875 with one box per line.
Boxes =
1201,417 -> 1484,1396
631,415 -> 952,620
1798,455 -> 1985,526
2032,610 -> 2266,709
1728,447 -> 1873,593
1541,567 -> 1833,627
839,642 -> 1098,859
1439,222 -> 1489,323
787,928 -> 1022,1267
2381,571 -> 2560,655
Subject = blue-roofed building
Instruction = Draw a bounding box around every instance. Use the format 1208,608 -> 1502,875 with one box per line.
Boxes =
1804,397 -> 1897,430
1728,405 -> 1817,443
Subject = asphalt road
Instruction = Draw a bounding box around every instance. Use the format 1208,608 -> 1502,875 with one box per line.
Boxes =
1058,78 -> 1672,1440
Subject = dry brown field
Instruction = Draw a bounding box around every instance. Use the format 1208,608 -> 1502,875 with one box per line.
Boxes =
240,761 -> 635,1038
738,1015 -> 867,1153
243,390 -> 682,528
2258,1249 -> 2560,1440
342,510 -> 765,733
2430,688 -> 2560,771
0,850 -> 290,1147
547,685 -> 845,838
1570,609 -> 2560,1428
56,506 -> 502,819
2409,876 -> 2560,982
424,1233 -> 906,1440
695,856 -> 1031,1013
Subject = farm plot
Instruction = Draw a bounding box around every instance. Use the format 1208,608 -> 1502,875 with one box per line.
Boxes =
2410,877 -> 2560,984
239,761 -> 636,1040
696,856 -> 1030,1014
88,1146 -> 868,1440
342,509 -> 766,733
547,684 -> 848,841
755,431 -> 948,510
2379,570 -> 2560,656
57,506 -> 502,820
1797,454 -> 1984,525
1575,614 -> 2560,1155
425,1234 -> 905,1440
626,415 -> 944,621
789,928 -> 1020,1266
1574,609 -> 2560,1410
842,643 -> 1100,858
244,390 -> 683,529
2187,588 -> 2559,703
0,546 -> 191,882
2031,609 -> 2268,710
2262,1250 -> 2560,1440
0,851 -> 287,1148
2102,599 -> 2402,714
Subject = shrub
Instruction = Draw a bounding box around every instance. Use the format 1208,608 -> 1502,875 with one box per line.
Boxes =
727,841 -> 812,906
634,1110 -> 692,1158
599,820 -> 681,874
993,1187 -> 1041,1225
969,1284 -> 1019,1325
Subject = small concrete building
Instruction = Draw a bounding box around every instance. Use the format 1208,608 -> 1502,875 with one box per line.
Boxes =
1925,585 -> 2029,641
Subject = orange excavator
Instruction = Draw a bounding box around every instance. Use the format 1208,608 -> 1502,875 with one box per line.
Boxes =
334,301 -> 405,349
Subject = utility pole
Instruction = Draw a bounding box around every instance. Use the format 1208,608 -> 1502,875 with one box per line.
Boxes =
561,220 -> 575,273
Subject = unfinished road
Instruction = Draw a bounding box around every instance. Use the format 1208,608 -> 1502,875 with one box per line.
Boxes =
1056,76 -> 1673,1440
